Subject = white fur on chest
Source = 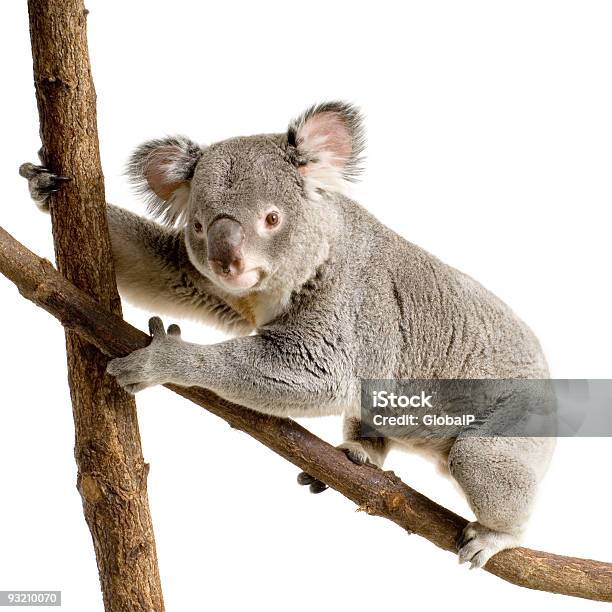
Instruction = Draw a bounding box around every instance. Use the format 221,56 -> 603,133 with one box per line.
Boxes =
226,286 -> 293,328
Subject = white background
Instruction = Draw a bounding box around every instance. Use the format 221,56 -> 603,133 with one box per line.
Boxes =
1,1 -> 611,610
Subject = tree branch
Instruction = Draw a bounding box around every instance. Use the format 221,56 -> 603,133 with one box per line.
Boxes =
24,2 -> 164,610
1,225 -> 610,602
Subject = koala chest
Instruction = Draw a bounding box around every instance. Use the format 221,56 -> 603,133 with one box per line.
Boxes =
226,289 -> 291,328
226,295 -> 258,327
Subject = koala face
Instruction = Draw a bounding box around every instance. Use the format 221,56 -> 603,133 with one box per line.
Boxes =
184,135 -> 304,293
128,102 -> 364,296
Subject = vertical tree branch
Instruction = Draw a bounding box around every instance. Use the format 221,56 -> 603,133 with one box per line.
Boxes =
25,2 -> 164,610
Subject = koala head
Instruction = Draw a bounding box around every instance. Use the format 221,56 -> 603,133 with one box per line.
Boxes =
128,102 -> 364,297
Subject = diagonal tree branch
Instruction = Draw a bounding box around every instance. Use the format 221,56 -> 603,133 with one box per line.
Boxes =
24,1 -> 164,610
1,224 -> 610,603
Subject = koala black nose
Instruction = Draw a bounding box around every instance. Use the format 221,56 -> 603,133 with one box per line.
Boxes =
207,216 -> 245,276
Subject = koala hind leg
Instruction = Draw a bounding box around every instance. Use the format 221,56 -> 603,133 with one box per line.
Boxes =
449,436 -> 544,569
297,417 -> 389,494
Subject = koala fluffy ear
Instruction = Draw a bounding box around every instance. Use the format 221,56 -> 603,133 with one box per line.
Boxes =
127,136 -> 204,226
287,101 -> 365,197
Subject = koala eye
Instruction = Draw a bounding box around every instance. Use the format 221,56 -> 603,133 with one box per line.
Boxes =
265,212 -> 280,227
193,221 -> 203,234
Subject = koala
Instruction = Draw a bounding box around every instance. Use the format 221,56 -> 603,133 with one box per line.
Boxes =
20,101 -> 555,569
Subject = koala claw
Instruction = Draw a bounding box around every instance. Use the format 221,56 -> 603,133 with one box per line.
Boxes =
297,441 -> 379,495
456,522 -> 520,570
456,528 -> 474,551
106,316 -> 183,394
296,471 -> 328,494
337,441 -> 377,467
297,441 -> 381,495
296,472 -> 316,486
19,163 -> 70,207
308,480 -> 328,494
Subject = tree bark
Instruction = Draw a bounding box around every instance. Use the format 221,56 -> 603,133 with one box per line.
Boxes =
24,2 -> 164,610
1,224 -> 610,603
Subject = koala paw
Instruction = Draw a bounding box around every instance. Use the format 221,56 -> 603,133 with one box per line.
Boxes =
297,442 -> 379,495
19,163 -> 70,208
296,471 -> 328,494
337,441 -> 378,467
106,317 -> 183,394
456,522 -> 520,569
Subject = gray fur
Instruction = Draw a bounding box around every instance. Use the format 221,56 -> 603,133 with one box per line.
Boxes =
22,102 -> 554,570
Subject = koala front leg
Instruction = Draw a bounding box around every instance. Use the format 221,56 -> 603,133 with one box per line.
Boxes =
19,163 -> 249,334
297,416 -> 390,494
19,163 -> 194,305
107,317 -> 352,413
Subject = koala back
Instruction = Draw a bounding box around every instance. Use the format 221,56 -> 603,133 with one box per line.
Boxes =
267,194 -> 548,384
